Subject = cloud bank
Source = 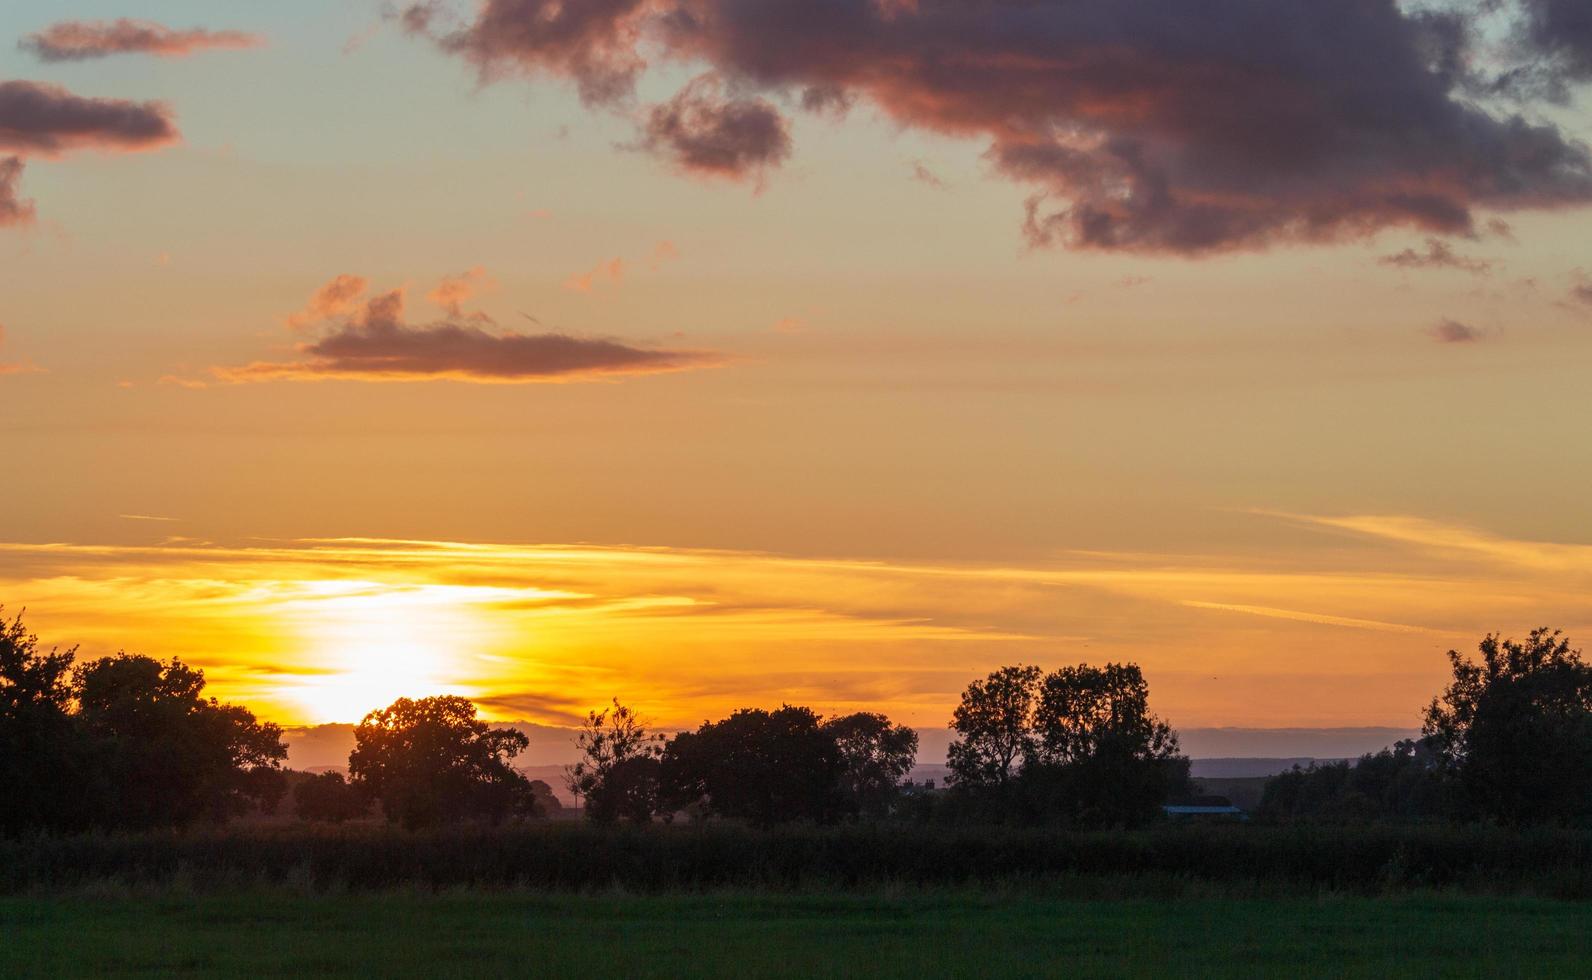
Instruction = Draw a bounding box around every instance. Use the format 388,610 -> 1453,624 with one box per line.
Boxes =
20,20 -> 263,62
405,0 -> 1592,255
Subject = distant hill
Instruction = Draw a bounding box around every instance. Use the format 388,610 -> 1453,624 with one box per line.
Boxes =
285,722 -> 1418,785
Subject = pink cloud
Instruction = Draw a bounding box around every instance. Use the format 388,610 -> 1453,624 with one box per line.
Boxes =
21,20 -> 264,62
0,157 -> 35,228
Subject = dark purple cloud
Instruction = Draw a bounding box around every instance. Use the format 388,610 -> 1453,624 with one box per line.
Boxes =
1514,0 -> 1592,88
639,75 -> 790,181
406,0 -> 1592,255
0,80 -> 178,156
404,0 -> 652,106
215,282 -> 719,384
0,157 -> 33,227
1378,238 -> 1492,275
20,20 -> 263,62
1429,318 -> 1482,343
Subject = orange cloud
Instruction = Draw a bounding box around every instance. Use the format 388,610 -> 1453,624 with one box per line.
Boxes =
564,257 -> 625,293
0,324 -> 43,375
286,274 -> 370,329
427,266 -> 493,315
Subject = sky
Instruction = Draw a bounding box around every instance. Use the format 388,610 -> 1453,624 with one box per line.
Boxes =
3,1 -> 1592,737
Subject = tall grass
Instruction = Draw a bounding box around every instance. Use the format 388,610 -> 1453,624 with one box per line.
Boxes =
4,823 -> 1590,897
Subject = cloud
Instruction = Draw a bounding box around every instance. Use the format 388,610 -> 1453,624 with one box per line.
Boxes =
650,240 -> 679,270
402,0 -> 653,107
1428,318 -> 1483,344
910,161 -> 946,189
0,323 -> 43,376
20,19 -> 263,61
1378,238 -> 1492,275
427,266 -> 493,315
286,274 -> 370,329
1508,0 -> 1592,93
214,277 -> 721,384
406,0 -> 1592,255
0,80 -> 178,156
564,257 -> 625,293
1569,268 -> 1592,308
639,74 -> 790,183
0,157 -> 34,227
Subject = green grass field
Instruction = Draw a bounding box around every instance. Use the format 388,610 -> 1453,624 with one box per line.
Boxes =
3,892 -> 1588,978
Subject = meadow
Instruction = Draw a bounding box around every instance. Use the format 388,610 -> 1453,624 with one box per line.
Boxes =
4,890 -> 1589,978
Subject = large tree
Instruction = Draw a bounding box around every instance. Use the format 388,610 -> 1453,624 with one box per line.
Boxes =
1424,629 -> 1592,824
947,665 -> 1041,790
73,653 -> 287,828
1026,662 -> 1188,826
567,698 -> 665,824
0,610 -> 88,834
823,711 -> 918,818
660,706 -> 845,825
349,695 -> 540,828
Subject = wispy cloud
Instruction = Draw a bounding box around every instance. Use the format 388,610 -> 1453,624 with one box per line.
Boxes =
20,19 -> 263,62
1379,238 -> 1492,276
6,512 -> 1590,728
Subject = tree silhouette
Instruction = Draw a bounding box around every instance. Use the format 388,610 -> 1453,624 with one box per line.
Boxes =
0,609 -> 88,834
824,711 -> 918,818
349,695 -> 540,828
661,705 -> 845,825
1424,628 -> 1592,824
293,770 -> 369,823
567,698 -> 665,824
947,665 -> 1041,790
73,653 -> 287,828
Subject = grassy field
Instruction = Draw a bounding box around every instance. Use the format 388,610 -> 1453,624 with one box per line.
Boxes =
2,891 -> 1588,978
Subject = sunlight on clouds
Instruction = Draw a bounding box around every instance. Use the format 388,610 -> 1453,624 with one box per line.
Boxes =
2,512 -> 1590,728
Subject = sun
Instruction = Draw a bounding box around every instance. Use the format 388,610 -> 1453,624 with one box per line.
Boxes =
278,581 -> 498,724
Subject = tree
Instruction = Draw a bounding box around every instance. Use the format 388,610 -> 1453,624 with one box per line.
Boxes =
0,609 -> 88,834
73,653 -> 287,828
1257,738 -> 1451,824
293,770 -> 369,823
823,712 -> 918,818
947,665 -> 1041,790
348,695 -> 540,828
660,706 -> 845,825
1025,662 -> 1188,826
566,698 -> 665,824
1424,629 -> 1592,824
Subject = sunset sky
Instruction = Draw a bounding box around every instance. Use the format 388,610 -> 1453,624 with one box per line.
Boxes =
3,0 -> 1592,736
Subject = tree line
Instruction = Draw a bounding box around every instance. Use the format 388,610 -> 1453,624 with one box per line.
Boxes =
4,605 -> 1591,835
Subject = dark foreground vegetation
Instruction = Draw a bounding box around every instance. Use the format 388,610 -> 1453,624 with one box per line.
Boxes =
4,823 -> 1591,896
5,892 -> 1589,979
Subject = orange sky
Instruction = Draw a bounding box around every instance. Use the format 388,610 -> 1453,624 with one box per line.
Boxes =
4,2 -> 1592,732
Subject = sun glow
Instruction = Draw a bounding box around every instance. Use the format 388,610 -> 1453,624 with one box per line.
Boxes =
272,581 -> 526,724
